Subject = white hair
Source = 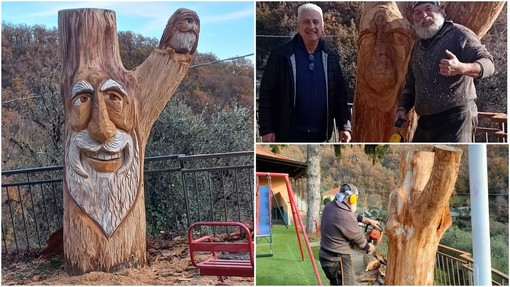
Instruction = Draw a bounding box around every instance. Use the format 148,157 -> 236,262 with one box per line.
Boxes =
298,3 -> 323,20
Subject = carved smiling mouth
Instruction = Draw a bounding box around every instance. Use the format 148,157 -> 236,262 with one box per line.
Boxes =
82,149 -> 124,172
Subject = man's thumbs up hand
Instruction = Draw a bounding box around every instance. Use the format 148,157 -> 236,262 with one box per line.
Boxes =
445,49 -> 456,59
440,49 -> 462,76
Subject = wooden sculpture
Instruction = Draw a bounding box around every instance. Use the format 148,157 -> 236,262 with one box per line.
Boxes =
354,1 -> 504,142
352,2 -> 414,142
398,2 -> 505,38
59,8 -> 198,275
385,146 -> 463,285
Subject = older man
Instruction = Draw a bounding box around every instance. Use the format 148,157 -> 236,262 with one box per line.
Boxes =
258,3 -> 352,143
395,1 -> 494,142
319,184 -> 381,285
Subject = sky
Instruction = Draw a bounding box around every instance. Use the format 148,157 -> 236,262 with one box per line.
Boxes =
1,1 -> 254,62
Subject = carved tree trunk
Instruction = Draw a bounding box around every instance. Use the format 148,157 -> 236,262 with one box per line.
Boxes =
398,2 -> 505,38
352,2 -> 413,142
385,146 -> 463,285
59,9 -> 192,275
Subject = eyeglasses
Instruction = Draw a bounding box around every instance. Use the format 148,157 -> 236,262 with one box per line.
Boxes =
308,54 -> 314,71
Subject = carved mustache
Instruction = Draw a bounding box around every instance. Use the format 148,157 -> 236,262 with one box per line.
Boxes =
75,130 -> 130,153
69,130 -> 132,178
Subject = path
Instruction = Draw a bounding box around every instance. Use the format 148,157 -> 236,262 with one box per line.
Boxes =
310,241 -> 378,285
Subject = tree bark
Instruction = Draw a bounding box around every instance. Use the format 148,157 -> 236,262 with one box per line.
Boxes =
305,145 -> 322,233
385,146 -> 463,285
352,2 -> 414,142
59,8 -> 192,275
398,2 -> 505,38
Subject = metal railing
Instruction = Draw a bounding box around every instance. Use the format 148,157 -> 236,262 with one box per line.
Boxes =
476,112 -> 507,143
435,244 -> 508,285
1,151 -> 254,255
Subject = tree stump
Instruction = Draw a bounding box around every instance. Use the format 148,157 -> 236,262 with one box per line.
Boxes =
59,8 -> 194,275
385,146 -> 463,285
352,2 -> 414,142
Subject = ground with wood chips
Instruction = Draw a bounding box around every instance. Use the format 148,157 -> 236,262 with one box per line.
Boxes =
1,236 -> 254,286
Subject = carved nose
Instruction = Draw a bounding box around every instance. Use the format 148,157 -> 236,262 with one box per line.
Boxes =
88,95 -> 116,143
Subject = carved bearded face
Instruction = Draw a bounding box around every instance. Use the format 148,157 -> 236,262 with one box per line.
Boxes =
413,4 -> 445,39
64,70 -> 140,237
358,5 -> 413,111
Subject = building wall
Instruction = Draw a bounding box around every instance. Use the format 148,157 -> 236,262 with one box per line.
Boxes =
258,176 -> 293,225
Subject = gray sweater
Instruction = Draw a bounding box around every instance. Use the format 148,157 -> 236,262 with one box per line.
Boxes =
320,201 -> 368,258
400,21 -> 494,116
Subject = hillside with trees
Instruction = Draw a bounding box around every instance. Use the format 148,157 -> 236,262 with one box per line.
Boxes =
1,23 -> 254,170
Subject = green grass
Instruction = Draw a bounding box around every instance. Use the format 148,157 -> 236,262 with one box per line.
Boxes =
256,224 -> 329,285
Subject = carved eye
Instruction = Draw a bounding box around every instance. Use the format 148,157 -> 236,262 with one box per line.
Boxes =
73,95 -> 90,106
105,92 -> 122,102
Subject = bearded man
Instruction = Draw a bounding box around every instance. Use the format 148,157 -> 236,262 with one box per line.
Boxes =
319,184 -> 381,285
395,1 -> 494,142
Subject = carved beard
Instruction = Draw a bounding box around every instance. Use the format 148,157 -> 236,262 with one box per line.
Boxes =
170,31 -> 198,54
65,129 -> 140,237
414,12 -> 445,39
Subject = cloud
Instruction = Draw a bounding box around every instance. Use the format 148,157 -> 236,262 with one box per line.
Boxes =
202,5 -> 253,24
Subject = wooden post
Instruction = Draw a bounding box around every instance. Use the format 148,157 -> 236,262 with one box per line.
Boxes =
59,8 -> 195,275
385,146 -> 463,285
352,2 -> 414,142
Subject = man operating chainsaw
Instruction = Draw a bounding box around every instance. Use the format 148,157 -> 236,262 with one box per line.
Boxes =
319,183 -> 382,285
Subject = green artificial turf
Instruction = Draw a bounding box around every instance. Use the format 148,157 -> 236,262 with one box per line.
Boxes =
255,224 -> 329,285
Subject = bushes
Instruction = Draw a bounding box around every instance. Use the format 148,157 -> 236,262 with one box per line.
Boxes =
440,225 -> 473,254
440,224 -> 509,274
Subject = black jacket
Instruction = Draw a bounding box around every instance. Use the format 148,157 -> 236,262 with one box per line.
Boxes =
258,34 -> 351,142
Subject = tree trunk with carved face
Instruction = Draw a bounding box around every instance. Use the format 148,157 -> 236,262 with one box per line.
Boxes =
59,8 -> 196,275
353,2 -> 504,142
384,146 -> 463,285
351,2 -> 414,143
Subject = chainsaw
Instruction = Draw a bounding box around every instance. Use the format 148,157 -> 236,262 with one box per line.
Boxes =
364,219 -> 385,247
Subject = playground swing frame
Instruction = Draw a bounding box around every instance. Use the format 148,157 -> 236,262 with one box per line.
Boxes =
255,172 -> 323,285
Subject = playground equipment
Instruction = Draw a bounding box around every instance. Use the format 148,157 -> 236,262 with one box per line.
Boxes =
256,185 -> 273,257
256,172 -> 322,285
256,175 -> 288,258
188,221 -> 254,284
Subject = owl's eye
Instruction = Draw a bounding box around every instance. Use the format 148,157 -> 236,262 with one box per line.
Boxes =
186,18 -> 193,24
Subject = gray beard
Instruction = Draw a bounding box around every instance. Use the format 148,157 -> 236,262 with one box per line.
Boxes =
349,203 -> 357,213
170,31 -> 197,53
414,13 -> 445,40
65,129 -> 140,237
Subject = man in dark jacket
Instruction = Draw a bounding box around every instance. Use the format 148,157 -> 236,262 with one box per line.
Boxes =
258,3 -> 352,143
395,1 -> 495,142
319,184 -> 381,285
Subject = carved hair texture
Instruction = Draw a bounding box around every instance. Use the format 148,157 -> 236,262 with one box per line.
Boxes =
159,8 -> 200,54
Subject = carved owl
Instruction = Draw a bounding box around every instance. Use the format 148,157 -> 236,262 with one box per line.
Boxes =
159,8 -> 200,55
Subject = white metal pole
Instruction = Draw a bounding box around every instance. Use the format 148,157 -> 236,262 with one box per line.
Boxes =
468,144 -> 492,285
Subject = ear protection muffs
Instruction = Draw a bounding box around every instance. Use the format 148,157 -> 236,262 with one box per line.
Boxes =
342,184 -> 358,205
